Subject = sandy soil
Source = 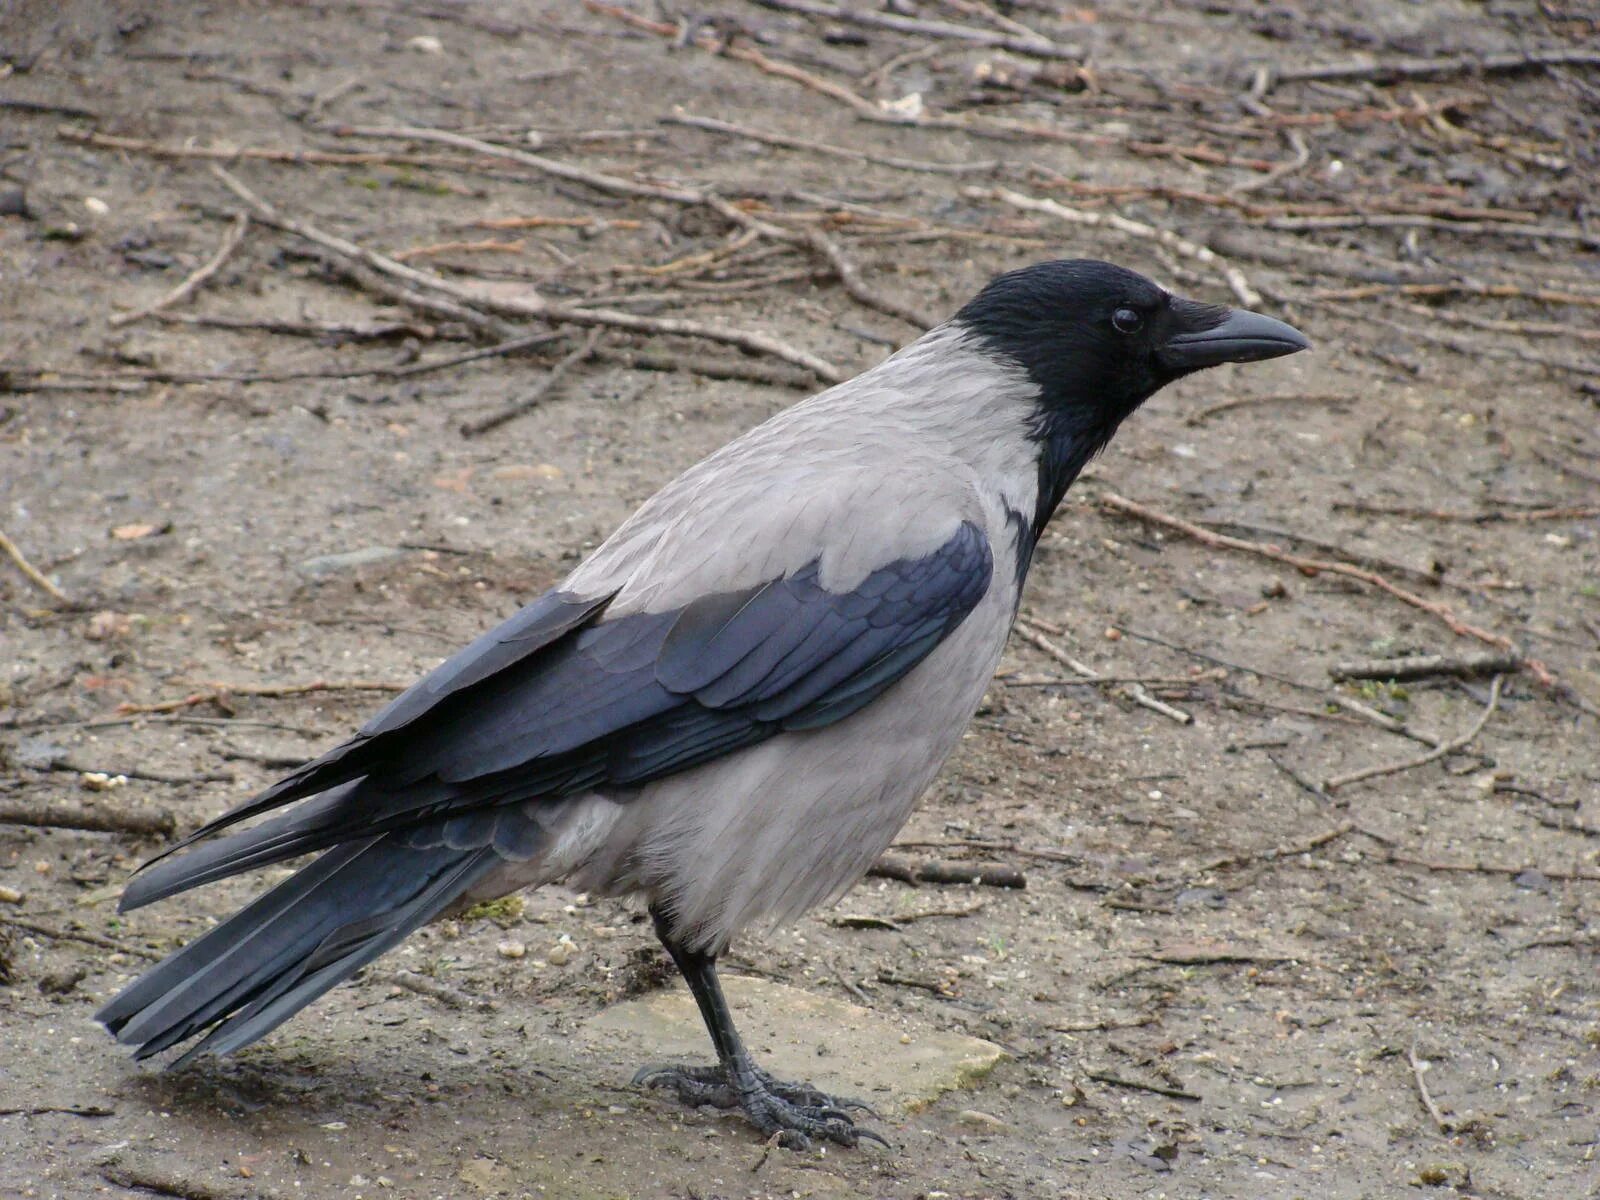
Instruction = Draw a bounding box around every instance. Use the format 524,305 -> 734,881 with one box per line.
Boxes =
2,1 -> 1598,1197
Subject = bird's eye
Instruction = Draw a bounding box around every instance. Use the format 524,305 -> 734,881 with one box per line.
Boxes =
1112,307 -> 1144,334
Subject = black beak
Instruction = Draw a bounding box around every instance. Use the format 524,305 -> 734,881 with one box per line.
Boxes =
1159,303 -> 1310,373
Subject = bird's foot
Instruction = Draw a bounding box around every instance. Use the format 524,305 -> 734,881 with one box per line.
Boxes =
633,1062 -> 886,1149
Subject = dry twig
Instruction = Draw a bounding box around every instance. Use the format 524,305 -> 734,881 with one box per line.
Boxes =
461,328 -> 604,437
0,801 -> 176,837
0,529 -> 71,606
1083,1070 -> 1200,1102
1013,620 -> 1194,725
868,856 -> 1026,889
1334,501 -> 1600,523
1100,493 -> 1545,682
209,164 -> 844,382
1269,47 -> 1600,88
752,0 -> 1081,60
0,917 -> 163,962
115,678 -> 406,716
1329,652 -> 1522,683
592,345 -> 816,389
1324,675 -> 1503,793
1407,1043 -> 1453,1134
109,212 -> 249,327
1185,392 -> 1354,426
974,186 -> 1260,306
150,311 -> 443,341
1192,822 -> 1356,875
374,970 -> 499,1011
663,112 -> 998,176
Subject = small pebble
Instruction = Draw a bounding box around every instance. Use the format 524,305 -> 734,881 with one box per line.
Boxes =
406,35 -> 444,53
83,196 -> 109,215
547,941 -> 573,966
496,939 -> 526,960
0,885 -> 24,904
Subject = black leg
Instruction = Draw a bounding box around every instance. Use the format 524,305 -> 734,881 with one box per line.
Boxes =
633,907 -> 885,1149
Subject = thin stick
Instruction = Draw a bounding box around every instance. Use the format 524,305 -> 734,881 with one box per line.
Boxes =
58,126 -> 488,170
698,194 -> 935,328
868,856 -> 1026,889
461,328 -> 603,437
592,345 -> 816,389
0,918 -> 163,962
936,0 -> 1049,42
1260,211 -> 1599,250
1083,1070 -> 1200,1102
1325,693 -> 1440,748
0,801 -> 176,837
1001,673 -> 1212,688
0,529 -> 71,605
1191,822 -> 1355,874
393,237 -> 526,262
1407,1043 -> 1453,1133
799,227 -> 934,329
109,212 -> 249,327
115,678 -> 406,716
975,186 -> 1260,307
1386,297 -> 1600,343
310,248 -> 516,338
151,312 -> 444,341
1185,392 -> 1354,426
335,130 -> 927,331
1100,493 -> 1545,680
1334,502 -> 1600,523
1325,676 -> 1503,793
1329,653 -> 1522,683
327,122 -> 702,204
582,0 -> 882,116
1302,281 -> 1600,309
18,332 -> 564,390
753,0 -> 1081,60
373,970 -> 499,1012
1388,854 -> 1600,882
1013,621 -> 1193,724
1320,297 -> 1600,380
209,164 -> 844,383
1270,47 -> 1600,88
99,1163 -> 263,1200
663,112 -> 998,176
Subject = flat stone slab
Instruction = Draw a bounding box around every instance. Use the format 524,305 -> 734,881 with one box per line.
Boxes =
583,974 -> 1007,1114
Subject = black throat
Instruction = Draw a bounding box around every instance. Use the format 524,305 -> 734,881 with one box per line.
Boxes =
1005,406 -> 1122,592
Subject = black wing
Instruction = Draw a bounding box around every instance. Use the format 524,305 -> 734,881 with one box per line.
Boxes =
122,521 -> 993,910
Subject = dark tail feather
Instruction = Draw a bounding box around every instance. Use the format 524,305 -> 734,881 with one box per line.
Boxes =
117,782 -> 362,913
96,834 -> 498,1063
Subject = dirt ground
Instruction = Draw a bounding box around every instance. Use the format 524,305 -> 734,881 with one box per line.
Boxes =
3,1 -> 1599,1197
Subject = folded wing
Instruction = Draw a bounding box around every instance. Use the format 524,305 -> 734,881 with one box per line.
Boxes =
121,521 -> 994,911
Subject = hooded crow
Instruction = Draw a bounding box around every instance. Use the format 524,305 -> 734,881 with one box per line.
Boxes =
98,259 -> 1308,1148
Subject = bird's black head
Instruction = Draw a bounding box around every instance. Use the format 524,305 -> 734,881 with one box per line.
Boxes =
954,259 -> 1309,537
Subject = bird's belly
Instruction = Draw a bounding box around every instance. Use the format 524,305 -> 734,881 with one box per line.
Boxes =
571,585 -> 1015,952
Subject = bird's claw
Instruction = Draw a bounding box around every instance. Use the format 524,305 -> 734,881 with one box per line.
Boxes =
634,1062 -> 887,1149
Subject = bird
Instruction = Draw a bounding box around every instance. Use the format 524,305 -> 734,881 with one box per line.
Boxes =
98,259 -> 1308,1148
